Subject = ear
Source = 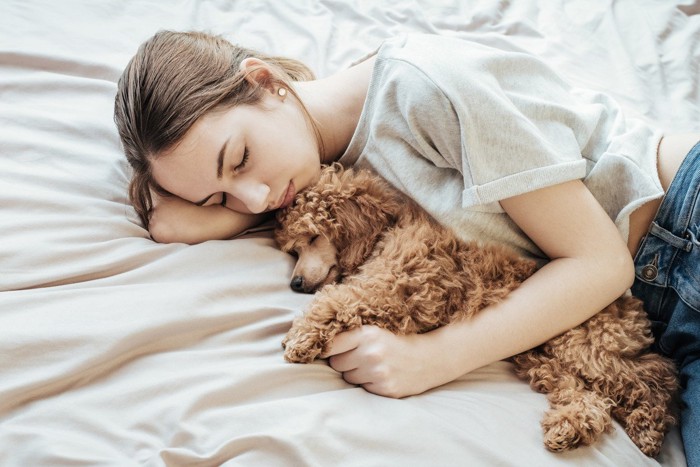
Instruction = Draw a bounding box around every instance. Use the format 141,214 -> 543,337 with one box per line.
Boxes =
333,194 -> 383,272
331,185 -> 401,273
239,57 -> 277,95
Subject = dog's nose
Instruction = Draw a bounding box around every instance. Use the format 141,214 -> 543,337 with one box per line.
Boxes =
290,276 -> 305,293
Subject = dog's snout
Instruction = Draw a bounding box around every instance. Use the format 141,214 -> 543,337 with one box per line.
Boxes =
290,276 -> 305,293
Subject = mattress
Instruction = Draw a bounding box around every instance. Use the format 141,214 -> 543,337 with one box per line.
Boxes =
1,1 -> 697,465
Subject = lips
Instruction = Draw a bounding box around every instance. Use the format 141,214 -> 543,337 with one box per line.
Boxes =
277,181 -> 295,210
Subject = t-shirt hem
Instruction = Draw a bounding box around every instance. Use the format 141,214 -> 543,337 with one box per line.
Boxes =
461,160 -> 588,209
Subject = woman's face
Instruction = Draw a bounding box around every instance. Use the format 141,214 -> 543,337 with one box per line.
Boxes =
151,90 -> 321,214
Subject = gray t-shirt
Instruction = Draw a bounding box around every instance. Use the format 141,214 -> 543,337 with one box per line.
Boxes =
339,33 -> 663,264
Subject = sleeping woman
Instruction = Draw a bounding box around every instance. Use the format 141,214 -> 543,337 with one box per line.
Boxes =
114,31 -> 700,464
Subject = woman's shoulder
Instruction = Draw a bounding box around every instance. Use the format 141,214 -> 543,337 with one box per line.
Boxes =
378,33 -> 468,69
373,34 -> 471,93
379,33 -> 520,66
376,33 -> 540,94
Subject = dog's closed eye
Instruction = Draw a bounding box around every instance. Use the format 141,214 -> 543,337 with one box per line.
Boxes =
293,236 -> 319,254
287,236 -> 319,258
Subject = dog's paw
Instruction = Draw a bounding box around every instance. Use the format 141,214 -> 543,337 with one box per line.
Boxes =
543,418 -> 584,452
541,396 -> 612,452
282,327 -> 325,363
623,408 -> 666,457
284,343 -> 322,363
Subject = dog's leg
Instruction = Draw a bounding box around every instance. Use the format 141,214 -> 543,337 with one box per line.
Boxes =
566,299 -> 678,456
608,353 -> 678,457
514,296 -> 679,455
283,269 -> 417,363
512,352 -> 614,451
542,384 -> 614,452
283,283 -> 364,363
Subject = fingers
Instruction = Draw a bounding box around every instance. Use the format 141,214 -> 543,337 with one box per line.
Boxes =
320,326 -> 419,398
320,327 -> 364,358
344,370 -> 404,399
328,352 -> 357,373
319,325 -> 449,399
323,326 -> 400,393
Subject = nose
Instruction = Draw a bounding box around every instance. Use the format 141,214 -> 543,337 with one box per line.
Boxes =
230,179 -> 270,214
290,276 -> 305,293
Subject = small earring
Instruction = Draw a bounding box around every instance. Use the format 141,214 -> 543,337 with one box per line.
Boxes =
277,87 -> 287,97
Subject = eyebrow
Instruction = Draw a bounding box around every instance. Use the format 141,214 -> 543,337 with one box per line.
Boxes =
216,140 -> 227,180
193,140 -> 228,206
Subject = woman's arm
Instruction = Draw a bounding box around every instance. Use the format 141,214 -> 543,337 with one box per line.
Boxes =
322,179 -> 635,398
148,194 -> 270,244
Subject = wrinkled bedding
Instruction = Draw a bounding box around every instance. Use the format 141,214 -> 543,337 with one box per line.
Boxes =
1,1 -> 698,465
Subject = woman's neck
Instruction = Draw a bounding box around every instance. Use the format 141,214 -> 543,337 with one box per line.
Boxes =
295,56 -> 376,163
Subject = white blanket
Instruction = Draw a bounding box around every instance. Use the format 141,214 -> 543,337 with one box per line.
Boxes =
1,1 -> 697,465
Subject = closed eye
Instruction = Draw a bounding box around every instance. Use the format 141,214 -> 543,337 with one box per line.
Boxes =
235,147 -> 249,173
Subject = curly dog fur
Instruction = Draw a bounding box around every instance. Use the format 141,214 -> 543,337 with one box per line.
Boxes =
274,164 -> 678,456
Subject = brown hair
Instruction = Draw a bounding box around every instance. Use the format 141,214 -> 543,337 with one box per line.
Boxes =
114,30 -> 322,227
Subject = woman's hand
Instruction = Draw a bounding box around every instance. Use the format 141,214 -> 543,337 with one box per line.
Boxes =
148,195 -> 268,244
322,325 -> 459,398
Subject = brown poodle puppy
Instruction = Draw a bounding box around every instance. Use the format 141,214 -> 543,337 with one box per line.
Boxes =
274,164 -> 678,456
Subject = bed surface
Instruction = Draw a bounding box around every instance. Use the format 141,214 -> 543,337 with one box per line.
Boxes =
1,1 -> 698,465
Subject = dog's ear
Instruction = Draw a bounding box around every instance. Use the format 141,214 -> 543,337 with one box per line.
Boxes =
274,165 -> 342,252
337,166 -> 404,224
276,163 -> 406,273
328,167 -> 404,272
275,196 -> 332,254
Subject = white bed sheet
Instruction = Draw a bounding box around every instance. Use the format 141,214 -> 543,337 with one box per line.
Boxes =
1,1 -> 698,465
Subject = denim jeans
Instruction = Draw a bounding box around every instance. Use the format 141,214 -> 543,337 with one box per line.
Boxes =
632,141 -> 700,466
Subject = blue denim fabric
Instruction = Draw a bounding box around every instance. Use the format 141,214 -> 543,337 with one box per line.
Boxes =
632,141 -> 700,467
